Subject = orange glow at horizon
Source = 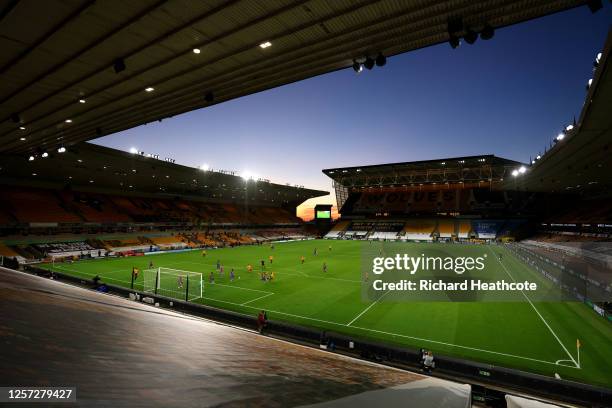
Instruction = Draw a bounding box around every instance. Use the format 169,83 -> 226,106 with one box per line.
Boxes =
297,204 -> 339,221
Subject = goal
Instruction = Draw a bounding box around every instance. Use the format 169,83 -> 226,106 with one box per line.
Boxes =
143,267 -> 203,302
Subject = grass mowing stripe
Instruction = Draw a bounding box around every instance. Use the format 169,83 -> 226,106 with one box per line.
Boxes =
490,246 -> 579,368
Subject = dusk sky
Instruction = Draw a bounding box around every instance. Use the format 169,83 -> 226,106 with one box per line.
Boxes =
94,6 -> 611,219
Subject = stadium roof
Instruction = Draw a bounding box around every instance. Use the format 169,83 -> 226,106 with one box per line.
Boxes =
323,155 -> 522,187
502,28 -> 612,195
0,142 -> 327,206
0,0 -> 590,156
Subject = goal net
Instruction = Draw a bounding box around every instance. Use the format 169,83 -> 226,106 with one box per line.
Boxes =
143,267 -> 203,302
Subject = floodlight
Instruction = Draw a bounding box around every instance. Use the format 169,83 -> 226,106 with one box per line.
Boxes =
364,57 -> 375,70
200,164 -> 210,171
204,92 -> 214,102
449,34 -> 460,49
58,147 -> 66,153
145,87 -> 154,92
557,133 -> 565,141
375,53 -> 386,67
241,171 -> 256,181
565,124 -> 574,131
352,60 -> 362,73
518,166 -> 526,174
79,99 -> 86,104
10,113 -> 21,123
65,119 -> 72,123
41,152 -> 49,158
129,147 -> 138,154
193,48 -> 201,54
19,126 -> 26,130
28,155 -> 35,161
259,41 -> 272,49
20,137 -> 26,141
512,170 -> 519,177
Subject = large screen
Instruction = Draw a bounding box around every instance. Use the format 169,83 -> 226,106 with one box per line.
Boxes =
316,210 -> 331,219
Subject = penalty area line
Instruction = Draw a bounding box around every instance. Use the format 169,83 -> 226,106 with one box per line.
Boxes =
202,294 -> 576,369
241,292 -> 274,306
347,290 -> 390,326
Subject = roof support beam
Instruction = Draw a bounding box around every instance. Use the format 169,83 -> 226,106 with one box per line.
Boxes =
0,0 -> 170,107
0,0 -> 96,75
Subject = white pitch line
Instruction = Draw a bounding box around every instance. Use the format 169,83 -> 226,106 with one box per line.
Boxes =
347,290 -> 390,326
200,296 -> 345,327
51,248 -> 580,370
349,324 -> 580,369
53,266 -> 133,284
211,282 -> 273,294
200,294 -> 576,369
490,246 -> 579,369
241,292 -> 274,306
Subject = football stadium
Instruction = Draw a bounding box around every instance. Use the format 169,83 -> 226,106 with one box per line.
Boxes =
0,1 -> 611,407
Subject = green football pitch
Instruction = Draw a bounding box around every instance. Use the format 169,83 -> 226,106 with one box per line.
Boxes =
39,239 -> 611,388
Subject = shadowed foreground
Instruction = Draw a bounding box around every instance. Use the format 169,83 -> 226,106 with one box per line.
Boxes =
0,268 -> 469,407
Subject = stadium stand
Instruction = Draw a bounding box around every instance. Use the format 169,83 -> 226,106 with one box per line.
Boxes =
147,235 -> 188,250
457,219 -> 472,239
2,188 -> 82,223
323,154 -> 612,243
59,191 -> 133,223
471,219 -> 504,240
0,242 -> 19,258
402,220 -> 436,241
33,241 -> 106,259
437,219 -> 455,238
324,220 -> 350,239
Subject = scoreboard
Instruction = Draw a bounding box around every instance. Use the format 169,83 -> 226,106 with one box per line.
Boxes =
314,204 -> 332,222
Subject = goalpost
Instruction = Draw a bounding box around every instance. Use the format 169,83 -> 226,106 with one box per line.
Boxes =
143,267 -> 203,302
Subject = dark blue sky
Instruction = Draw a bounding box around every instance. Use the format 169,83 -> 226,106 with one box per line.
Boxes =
95,5 -> 611,212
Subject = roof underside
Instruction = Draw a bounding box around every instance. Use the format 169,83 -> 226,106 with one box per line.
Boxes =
0,142 -> 328,206
323,155 -> 523,187
0,0 -> 588,155
501,28 -> 612,195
